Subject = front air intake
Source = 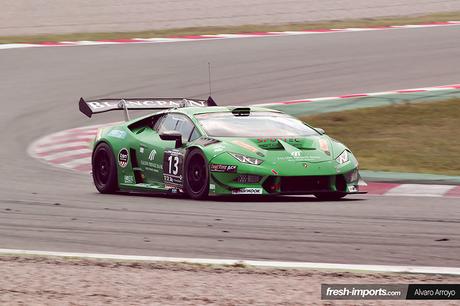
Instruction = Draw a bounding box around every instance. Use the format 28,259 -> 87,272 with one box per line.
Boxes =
280,176 -> 331,193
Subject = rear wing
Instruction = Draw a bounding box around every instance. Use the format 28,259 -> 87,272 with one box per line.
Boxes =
79,96 -> 217,119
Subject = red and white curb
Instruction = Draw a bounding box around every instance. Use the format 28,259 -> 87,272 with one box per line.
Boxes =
1,21 -> 460,50
255,84 -> 460,106
28,124 -> 104,173
1,248 -> 459,275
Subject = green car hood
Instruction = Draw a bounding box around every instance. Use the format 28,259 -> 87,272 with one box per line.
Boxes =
204,135 -> 354,177
210,135 -> 337,162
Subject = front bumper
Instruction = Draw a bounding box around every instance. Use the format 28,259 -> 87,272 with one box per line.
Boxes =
209,168 -> 367,196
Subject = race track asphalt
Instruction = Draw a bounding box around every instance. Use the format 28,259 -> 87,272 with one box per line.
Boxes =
0,25 -> 459,266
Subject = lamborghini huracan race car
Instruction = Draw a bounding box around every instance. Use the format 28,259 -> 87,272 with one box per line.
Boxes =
79,97 -> 366,200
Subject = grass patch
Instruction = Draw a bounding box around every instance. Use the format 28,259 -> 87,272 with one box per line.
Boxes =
301,99 -> 460,176
1,11 -> 459,44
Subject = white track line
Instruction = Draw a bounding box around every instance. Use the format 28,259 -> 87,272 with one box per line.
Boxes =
385,184 -> 456,197
0,248 -> 459,275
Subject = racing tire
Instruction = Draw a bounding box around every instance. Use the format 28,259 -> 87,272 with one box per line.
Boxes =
92,143 -> 118,194
314,192 -> 346,201
184,149 -> 209,200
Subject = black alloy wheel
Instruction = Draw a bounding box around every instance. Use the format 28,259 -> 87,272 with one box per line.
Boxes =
184,149 -> 209,200
92,143 -> 118,193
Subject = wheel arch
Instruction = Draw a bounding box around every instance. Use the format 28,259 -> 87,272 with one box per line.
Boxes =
93,139 -> 113,153
184,145 -> 209,160
92,139 -> 117,161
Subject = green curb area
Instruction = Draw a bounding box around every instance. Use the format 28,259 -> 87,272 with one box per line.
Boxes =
360,170 -> 460,185
263,89 -> 460,116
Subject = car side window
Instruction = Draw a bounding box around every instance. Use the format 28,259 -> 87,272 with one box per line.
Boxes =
189,127 -> 201,142
157,113 -> 197,143
157,114 -> 177,134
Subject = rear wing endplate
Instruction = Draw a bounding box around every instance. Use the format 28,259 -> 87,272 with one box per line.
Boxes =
79,96 -> 217,118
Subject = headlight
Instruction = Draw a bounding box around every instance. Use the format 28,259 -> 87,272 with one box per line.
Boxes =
336,150 -> 350,164
229,152 -> 263,165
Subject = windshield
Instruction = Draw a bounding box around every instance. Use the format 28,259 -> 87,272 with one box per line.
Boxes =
195,112 -> 319,137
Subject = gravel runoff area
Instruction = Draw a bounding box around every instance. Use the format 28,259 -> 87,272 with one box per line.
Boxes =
2,0 -> 460,36
0,256 -> 458,305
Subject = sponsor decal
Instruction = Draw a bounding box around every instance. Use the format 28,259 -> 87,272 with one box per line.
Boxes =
291,150 -> 301,157
277,155 -> 320,161
165,185 -> 183,192
210,164 -> 237,173
209,184 -> 216,190
139,147 -> 144,154
257,137 -> 300,143
140,160 -> 162,171
87,99 -> 206,111
271,169 -> 279,175
348,185 -> 358,193
232,140 -> 258,153
232,188 -> 263,195
108,129 -> 127,139
118,148 -> 129,168
124,175 -> 134,184
148,149 -> 157,161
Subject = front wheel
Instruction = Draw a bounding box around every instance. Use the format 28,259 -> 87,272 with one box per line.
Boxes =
184,149 -> 209,200
92,143 -> 118,194
314,192 -> 346,201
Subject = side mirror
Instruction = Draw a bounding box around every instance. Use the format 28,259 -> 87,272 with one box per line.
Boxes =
315,127 -> 325,135
159,130 -> 182,148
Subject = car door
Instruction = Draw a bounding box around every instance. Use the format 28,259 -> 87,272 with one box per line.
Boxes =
138,113 -> 200,189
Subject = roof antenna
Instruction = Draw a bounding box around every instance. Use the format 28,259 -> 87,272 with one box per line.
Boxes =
208,62 -> 212,97
205,62 -> 218,106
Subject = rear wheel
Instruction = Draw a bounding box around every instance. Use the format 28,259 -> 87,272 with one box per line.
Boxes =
92,143 -> 118,193
184,149 -> 209,200
314,192 -> 346,201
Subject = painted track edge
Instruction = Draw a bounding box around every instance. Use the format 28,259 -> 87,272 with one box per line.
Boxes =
1,248 -> 459,275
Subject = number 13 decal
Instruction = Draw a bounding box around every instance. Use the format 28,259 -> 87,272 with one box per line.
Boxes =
167,155 -> 180,175
163,150 -> 184,186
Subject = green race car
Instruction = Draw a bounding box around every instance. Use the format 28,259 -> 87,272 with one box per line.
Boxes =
79,97 -> 366,200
